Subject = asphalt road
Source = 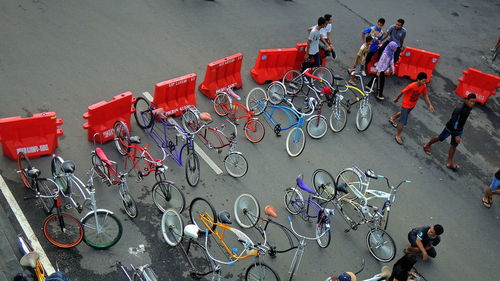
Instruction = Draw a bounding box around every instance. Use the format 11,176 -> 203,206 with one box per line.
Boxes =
0,0 -> 499,280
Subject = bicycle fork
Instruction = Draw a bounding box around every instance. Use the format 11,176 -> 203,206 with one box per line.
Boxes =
288,239 -> 306,280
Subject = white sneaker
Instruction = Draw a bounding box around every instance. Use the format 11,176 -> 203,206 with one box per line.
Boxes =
361,71 -> 367,76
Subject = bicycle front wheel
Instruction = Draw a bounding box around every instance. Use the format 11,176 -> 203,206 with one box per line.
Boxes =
189,197 -> 217,233
267,81 -> 286,105
316,222 -> 331,248
161,209 -> 183,246
185,152 -> 200,187
283,188 -> 304,215
17,152 -> 32,189
182,109 -> 201,134
152,181 -> 186,213
282,69 -> 303,96
306,115 -> 327,139
329,105 -> 347,133
335,168 -> 363,200
234,193 -> 260,229
286,127 -> 306,157
50,155 -> 69,193
121,190 -> 138,219
213,93 -> 231,116
113,121 -> 131,155
82,211 -> 122,249
312,169 -> 337,201
245,263 -> 280,281
356,102 -> 373,132
134,96 -> 153,129
312,66 -> 333,92
224,153 -> 248,178
366,229 -> 396,262
244,119 -> 265,143
246,87 -> 267,116
43,213 -> 84,248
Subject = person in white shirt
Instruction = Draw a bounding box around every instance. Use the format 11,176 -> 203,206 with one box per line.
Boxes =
308,14 -> 335,60
302,17 -> 327,71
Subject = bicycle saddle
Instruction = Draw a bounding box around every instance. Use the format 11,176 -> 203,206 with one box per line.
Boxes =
264,205 -> 278,218
296,176 -> 316,195
199,112 -> 212,122
184,224 -> 199,239
336,182 -> 348,194
333,75 -> 344,80
61,161 -> 75,173
365,169 -> 377,179
27,168 -> 41,178
130,136 -> 141,144
218,211 -> 232,224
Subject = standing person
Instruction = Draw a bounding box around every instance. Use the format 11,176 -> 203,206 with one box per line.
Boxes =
388,254 -> 417,281
302,17 -> 327,72
482,169 -> 500,208
362,18 -> 385,73
390,72 -> 435,145
347,36 -> 373,85
423,93 -> 476,170
380,19 -> 407,62
366,41 -> 398,101
309,14 -> 335,60
404,224 -> 444,261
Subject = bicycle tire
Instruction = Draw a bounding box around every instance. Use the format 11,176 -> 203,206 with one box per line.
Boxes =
316,221 -> 331,248
244,119 -> 265,143
246,87 -> 268,116
267,81 -> 286,105
134,97 -> 154,129
312,67 -> 333,92
381,207 -> 390,231
182,109 -> 201,134
43,213 -> 84,248
37,179 -> 58,215
91,152 -> 110,184
82,211 -> 122,249
234,193 -> 260,229
224,152 -> 248,178
189,197 -> 217,233
286,127 -> 306,157
113,121 -> 131,156
161,209 -> 183,246
329,104 -> 347,133
366,228 -> 396,262
50,155 -> 69,193
306,115 -> 327,139
121,190 -> 138,219
283,188 -> 304,215
17,152 -> 32,189
185,152 -> 200,187
188,240 -> 214,279
282,69 -> 303,96
213,93 -> 231,116
152,181 -> 186,213
312,169 -> 337,201
335,168 -> 363,200
356,102 -> 373,132
245,263 -> 280,281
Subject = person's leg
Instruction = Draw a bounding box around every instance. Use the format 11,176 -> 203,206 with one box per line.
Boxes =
394,46 -> 402,62
446,133 -> 462,169
395,107 -> 412,144
483,174 -> 500,207
426,247 -> 437,258
425,128 -> 450,155
376,71 -> 386,99
390,111 -> 401,125
365,51 -> 375,70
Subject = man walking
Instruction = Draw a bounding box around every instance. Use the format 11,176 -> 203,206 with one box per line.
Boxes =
390,72 -> 435,145
380,18 -> 406,62
423,93 -> 477,170
302,17 -> 327,71
405,224 -> 444,261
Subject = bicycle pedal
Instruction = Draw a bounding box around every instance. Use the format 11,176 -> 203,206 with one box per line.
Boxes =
64,204 -> 73,210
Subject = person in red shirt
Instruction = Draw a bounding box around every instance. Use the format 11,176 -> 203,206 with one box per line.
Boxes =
389,72 -> 435,145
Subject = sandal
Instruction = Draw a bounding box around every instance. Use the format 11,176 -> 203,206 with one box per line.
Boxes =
389,118 -> 398,128
482,197 -> 492,208
395,136 -> 403,145
423,145 -> 432,155
446,163 -> 460,171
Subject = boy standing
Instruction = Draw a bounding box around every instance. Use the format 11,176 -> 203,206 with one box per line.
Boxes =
302,17 -> 327,71
348,36 -> 373,85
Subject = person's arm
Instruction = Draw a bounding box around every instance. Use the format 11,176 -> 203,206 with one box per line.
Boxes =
305,39 -> 311,59
400,30 -> 406,47
415,238 -> 429,260
382,26 -> 392,41
424,94 -> 435,112
393,90 -> 404,103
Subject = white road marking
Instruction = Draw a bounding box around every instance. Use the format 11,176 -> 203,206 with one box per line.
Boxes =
141,92 -> 223,175
0,175 -> 55,275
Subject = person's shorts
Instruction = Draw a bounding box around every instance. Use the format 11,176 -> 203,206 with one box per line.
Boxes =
491,174 -> 500,191
407,232 -> 437,258
438,127 -> 463,147
355,64 -> 365,73
398,107 -> 413,126
319,41 -> 336,59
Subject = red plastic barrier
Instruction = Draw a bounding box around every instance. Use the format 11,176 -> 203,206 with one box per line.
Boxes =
454,68 -> 500,104
154,73 -> 197,116
395,46 -> 440,82
251,48 -> 297,84
83,92 -> 135,144
199,53 -> 243,99
0,112 -> 63,160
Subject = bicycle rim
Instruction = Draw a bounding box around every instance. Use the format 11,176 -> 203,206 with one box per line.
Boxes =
283,188 -> 304,215
356,102 -> 373,131
282,69 -> 303,95
286,127 -> 306,157
152,181 -> 186,213
17,152 -> 32,189
185,152 -> 200,187
316,222 -> 331,248
122,191 -> 138,219
329,105 -> 347,133
234,193 -> 260,229
214,93 -> 231,116
161,209 -> 183,246
224,153 -> 248,178
113,121 -> 131,155
189,197 -> 217,232
182,109 -> 200,134
306,116 -> 327,139
312,67 -> 333,92
245,263 -> 280,281
244,119 -> 265,143
366,229 -> 396,262
37,179 -> 57,214
245,87 -> 267,115
43,213 -> 84,248
134,97 -> 153,129
267,81 -> 285,105
312,169 -> 337,201
82,211 -> 122,249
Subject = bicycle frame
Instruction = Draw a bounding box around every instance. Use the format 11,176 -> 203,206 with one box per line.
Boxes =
215,89 -> 257,124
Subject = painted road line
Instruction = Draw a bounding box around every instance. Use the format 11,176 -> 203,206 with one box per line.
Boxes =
0,175 -> 55,275
141,92 -> 223,175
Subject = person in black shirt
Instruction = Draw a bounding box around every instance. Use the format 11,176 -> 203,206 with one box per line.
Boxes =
388,254 -> 417,281
404,224 -> 444,261
423,93 -> 477,170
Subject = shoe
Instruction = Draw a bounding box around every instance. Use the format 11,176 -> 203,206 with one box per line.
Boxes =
361,71 -> 367,76
376,95 -> 385,101
303,77 -> 310,85
365,85 -> 372,91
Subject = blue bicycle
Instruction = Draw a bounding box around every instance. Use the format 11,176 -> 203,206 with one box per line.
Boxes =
133,97 -> 200,187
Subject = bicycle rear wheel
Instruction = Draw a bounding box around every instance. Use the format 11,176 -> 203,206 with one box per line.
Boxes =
244,119 -> 265,143
37,179 -> 58,215
91,152 -> 110,184
356,102 -> 373,132
82,211 -> 122,249
329,104 -> 347,133
286,127 -> 306,157
43,212 -> 84,248
316,221 -> 331,248
306,115 -> 327,139
282,69 -> 303,96
312,67 -> 333,92
121,189 -> 138,219
50,155 -> 70,194
113,121 -> 131,156
161,209 -> 183,246
213,93 -> 231,116
234,193 -> 260,229
246,87 -> 268,116
189,197 -> 217,233
312,169 -> 337,201
335,168 -> 363,200
366,229 -> 396,262
283,188 -> 304,215
267,81 -> 286,105
152,181 -> 186,213
224,153 -> 248,178
134,97 -> 154,129
245,263 -> 280,281
188,240 -> 215,279
182,109 -> 201,134
185,152 -> 200,187
17,152 -> 32,189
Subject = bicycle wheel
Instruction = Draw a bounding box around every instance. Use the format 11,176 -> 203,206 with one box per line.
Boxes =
245,263 -> 280,281
283,188 -> 304,215
188,240 -> 214,279
121,190 -> 138,219
224,152 -> 248,178
91,152 -> 109,182
50,155 -> 69,193
213,93 -> 231,116
152,181 -> 186,213
312,169 -> 337,201
185,152 -> 200,187
306,115 -> 327,139
43,213 -> 84,248
234,193 -> 260,229
82,211 -> 122,249
356,102 -> 373,132
37,179 -> 58,214
189,197 -> 217,233
282,69 -> 303,96
17,152 -> 32,189
286,127 -> 306,157
366,229 -> 396,262
182,109 -> 200,134
246,87 -> 268,116
244,119 -> 265,143
113,121 -> 130,156
161,209 -> 183,246
381,207 -> 390,231
267,81 -> 286,105
134,97 -> 154,129
312,67 -> 333,92
335,168 -> 363,200
329,104 -> 347,133
316,221 -> 331,248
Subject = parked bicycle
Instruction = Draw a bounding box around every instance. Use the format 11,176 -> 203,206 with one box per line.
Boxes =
117,261 -> 158,281
281,66 -> 334,95
133,97 -> 201,186
182,106 -> 248,178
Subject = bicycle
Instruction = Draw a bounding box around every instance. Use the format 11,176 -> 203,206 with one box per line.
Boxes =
213,86 -> 265,143
17,152 -> 58,214
281,66 -> 334,96
117,261 -> 158,281
182,106 -> 248,178
133,97 -> 201,187
17,233 -> 47,281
